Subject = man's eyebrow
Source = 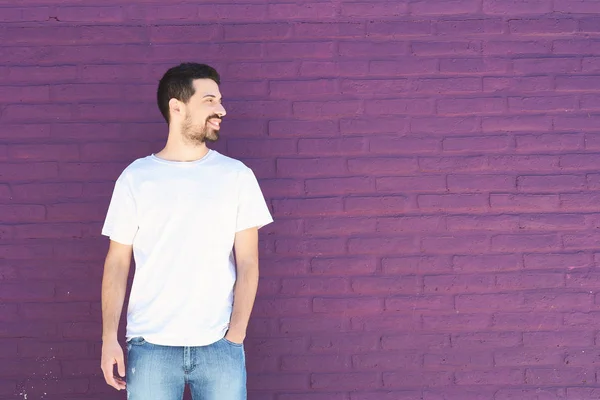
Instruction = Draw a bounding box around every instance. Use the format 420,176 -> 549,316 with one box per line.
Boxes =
202,94 -> 222,100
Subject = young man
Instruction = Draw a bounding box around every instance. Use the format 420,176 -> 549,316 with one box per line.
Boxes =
100,63 -> 273,400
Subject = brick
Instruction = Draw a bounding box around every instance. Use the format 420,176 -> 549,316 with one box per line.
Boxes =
341,117 -> 409,134
555,0 -> 600,13
339,41 -> 409,58
418,194 -> 489,211
367,20 -> 432,37
517,175 -> 586,192
18,339 -> 88,358
526,367 -> 590,385
12,183 -> 82,202
0,85 -> 50,102
419,156 -> 487,172
269,120 -> 337,137
453,254 -> 522,273
484,40 -> 551,55
0,7 -> 49,22
415,0 -> 481,15
483,0 -> 553,13
412,77 -> 482,93
567,272 -> 600,290
252,298 -> 310,317
305,177 -> 372,195
411,116 -> 479,134
423,313 -> 491,331
448,174 -> 515,191
525,252 -> 591,270
369,58 -> 439,75
520,214 -> 585,231
492,234 -> 560,252
456,368 -> 524,385
483,116 -> 552,133
424,274 -> 495,294
440,57 -> 509,74
305,217 -> 376,235
484,76 -> 553,92
46,203 -> 105,222
20,302 -> 91,321
447,215 -> 520,232
366,98 -> 435,116
524,331 -> 593,347
424,351 -> 493,369
353,351 -> 421,370
0,358 -> 60,378
376,175 -> 446,193
422,234 -> 490,253
249,374 -> 308,391
561,193 -> 600,211
554,40 -> 600,55
437,97 -> 504,115
457,293 -> 526,312
224,23 -> 289,41
311,372 -> 379,391
437,18 -> 504,35
412,41 -> 481,56
351,314 -> 420,331
314,298 -> 383,314
580,94 -> 600,110
268,3 -> 336,19
494,348 -> 564,366
351,276 -> 420,295
383,256 -> 452,274
451,332 -> 521,349
281,317 -> 344,334
510,18 -> 578,34
385,295 -> 453,312
567,388 -> 600,399
524,291 -> 593,312
265,42 -> 334,60
565,348 -> 600,365
510,95 -> 578,112
8,144 -> 79,162
277,158 -> 346,177
270,79 -> 336,98
341,79 -> 409,96
497,272 -> 565,290
0,205 -> 45,223
491,194 -> 559,211
0,322 -> 57,338
272,198 -> 342,216
340,2 -> 408,17
299,138 -> 367,155
564,232 -> 600,250
3,104 -> 73,122
495,388 -> 564,400
281,278 -> 349,296
348,157 -> 416,174
583,57 -> 600,72
281,394 -> 346,400
348,235 -> 415,254
275,238 -> 346,256
226,62 -> 295,80
384,371 -> 452,388
300,61 -> 369,77
496,311 -> 563,332
489,155 -> 560,171
382,333 -> 450,350
0,124 -> 50,139
311,257 -> 377,275
282,354 -> 349,372
310,334 -> 379,353
294,22 -> 365,39
377,216 -> 445,233
55,6 -> 125,22
556,76 -> 600,92
423,388 -> 497,400
293,101 -> 362,118
259,179 -> 303,198
516,133 -> 584,152
514,58 -> 580,74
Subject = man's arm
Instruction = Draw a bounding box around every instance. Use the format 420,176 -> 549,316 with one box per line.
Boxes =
226,227 -> 260,344
100,240 -> 132,391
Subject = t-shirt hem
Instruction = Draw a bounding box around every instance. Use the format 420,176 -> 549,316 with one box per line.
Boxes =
235,218 -> 274,233
126,331 -> 227,347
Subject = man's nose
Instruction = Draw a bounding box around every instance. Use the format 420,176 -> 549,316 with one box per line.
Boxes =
216,103 -> 226,117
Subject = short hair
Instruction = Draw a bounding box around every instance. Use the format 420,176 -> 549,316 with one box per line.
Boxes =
156,63 -> 221,123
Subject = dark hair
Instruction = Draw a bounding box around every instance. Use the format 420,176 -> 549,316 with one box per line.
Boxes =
157,63 -> 221,123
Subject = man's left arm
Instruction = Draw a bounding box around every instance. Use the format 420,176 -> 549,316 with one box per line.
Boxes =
226,226 -> 260,344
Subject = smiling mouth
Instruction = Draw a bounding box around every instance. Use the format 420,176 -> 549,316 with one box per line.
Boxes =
207,118 -> 221,129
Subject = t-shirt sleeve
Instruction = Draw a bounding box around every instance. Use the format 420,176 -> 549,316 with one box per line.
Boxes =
101,171 -> 139,245
236,167 -> 273,232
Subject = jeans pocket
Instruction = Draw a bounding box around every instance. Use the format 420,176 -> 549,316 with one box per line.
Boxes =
222,337 -> 243,348
127,337 -> 147,346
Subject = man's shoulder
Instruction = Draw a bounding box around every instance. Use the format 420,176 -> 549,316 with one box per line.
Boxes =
210,151 -> 250,173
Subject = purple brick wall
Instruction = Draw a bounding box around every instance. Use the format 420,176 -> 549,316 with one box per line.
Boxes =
2,1 -> 600,399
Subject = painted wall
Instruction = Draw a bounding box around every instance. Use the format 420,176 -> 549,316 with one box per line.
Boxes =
2,0 -> 600,399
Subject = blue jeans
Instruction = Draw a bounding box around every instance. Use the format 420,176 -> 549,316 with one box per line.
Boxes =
126,336 -> 246,400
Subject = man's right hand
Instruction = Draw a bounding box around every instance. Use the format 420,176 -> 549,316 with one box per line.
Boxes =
101,339 -> 127,391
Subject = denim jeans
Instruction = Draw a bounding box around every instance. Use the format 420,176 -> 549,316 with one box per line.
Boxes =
126,336 -> 246,400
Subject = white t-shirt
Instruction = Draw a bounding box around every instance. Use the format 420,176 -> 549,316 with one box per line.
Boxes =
101,150 -> 273,346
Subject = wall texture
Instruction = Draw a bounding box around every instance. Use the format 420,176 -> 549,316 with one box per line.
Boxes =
2,0 -> 600,399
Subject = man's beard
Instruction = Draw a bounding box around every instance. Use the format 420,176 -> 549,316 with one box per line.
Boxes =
182,114 -> 220,144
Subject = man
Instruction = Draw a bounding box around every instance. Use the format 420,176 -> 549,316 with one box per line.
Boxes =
100,63 -> 273,400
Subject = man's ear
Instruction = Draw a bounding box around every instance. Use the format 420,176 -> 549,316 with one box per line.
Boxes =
169,98 -> 182,120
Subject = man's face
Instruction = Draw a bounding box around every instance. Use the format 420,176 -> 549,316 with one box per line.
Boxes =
180,79 -> 226,144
